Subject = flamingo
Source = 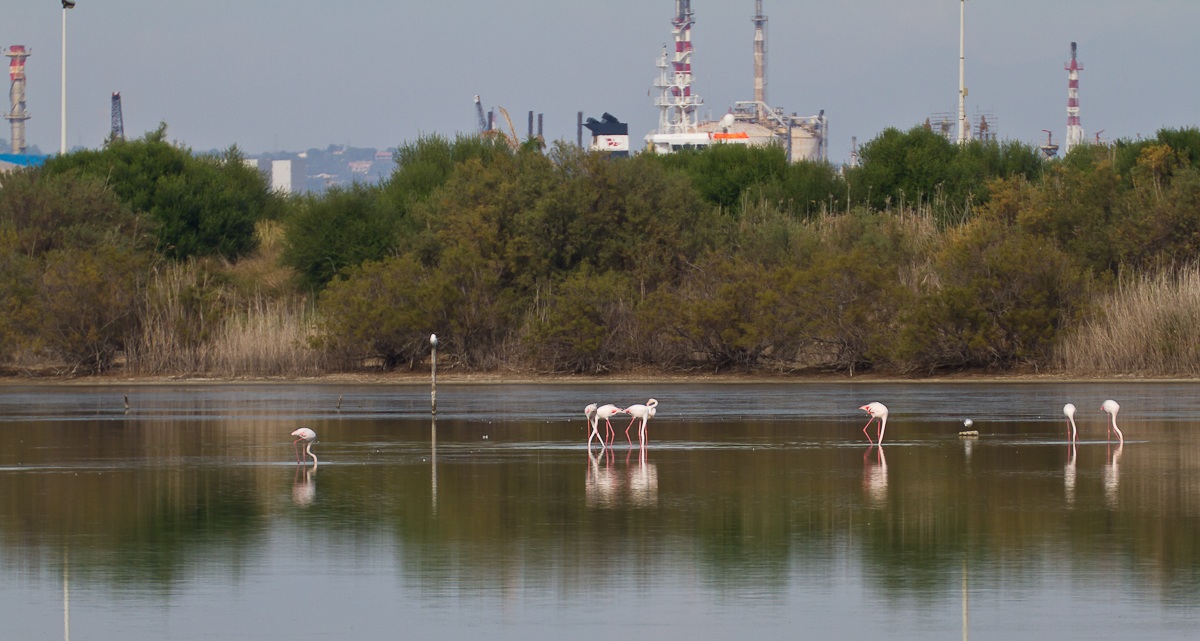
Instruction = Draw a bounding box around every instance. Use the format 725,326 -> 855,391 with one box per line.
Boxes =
590,404 -> 625,448
1063,403 -> 1078,443
622,399 -> 659,447
859,402 -> 889,445
1101,399 -> 1124,445
291,427 -> 318,464
584,403 -> 603,449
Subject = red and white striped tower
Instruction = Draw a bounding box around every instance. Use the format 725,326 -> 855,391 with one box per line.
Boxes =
5,45 -> 32,154
653,0 -> 702,134
1064,42 -> 1085,154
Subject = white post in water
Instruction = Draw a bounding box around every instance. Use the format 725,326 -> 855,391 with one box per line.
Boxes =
429,333 -> 438,415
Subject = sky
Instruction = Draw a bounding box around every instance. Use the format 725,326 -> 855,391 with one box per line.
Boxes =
3,1 -> 1198,164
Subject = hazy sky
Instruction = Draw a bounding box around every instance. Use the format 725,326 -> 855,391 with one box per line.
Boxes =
4,1 -> 1198,162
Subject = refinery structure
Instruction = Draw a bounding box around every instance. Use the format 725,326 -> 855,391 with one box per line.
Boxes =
5,45 -> 31,154
639,0 -> 828,163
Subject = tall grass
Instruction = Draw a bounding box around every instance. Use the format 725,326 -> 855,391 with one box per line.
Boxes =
127,260 -> 329,377
1057,265 -> 1200,375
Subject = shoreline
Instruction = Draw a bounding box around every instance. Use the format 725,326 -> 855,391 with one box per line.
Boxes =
2,369 -> 1197,386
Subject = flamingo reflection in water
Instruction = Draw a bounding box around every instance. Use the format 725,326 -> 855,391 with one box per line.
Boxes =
1104,442 -> 1123,508
586,448 -> 619,508
863,446 -> 888,508
585,446 -> 659,508
628,446 -> 659,506
293,462 -> 317,506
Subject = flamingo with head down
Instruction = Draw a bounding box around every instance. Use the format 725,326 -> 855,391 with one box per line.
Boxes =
587,404 -> 626,448
859,402 -> 889,445
622,399 -> 659,447
1101,399 -> 1124,445
291,427 -> 318,464
1063,403 -> 1078,444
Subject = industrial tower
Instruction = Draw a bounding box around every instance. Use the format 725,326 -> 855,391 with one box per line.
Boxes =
5,45 -> 31,154
653,0 -> 702,135
110,92 -> 124,141
1064,42 -> 1084,154
752,0 -> 767,123
957,0 -> 971,144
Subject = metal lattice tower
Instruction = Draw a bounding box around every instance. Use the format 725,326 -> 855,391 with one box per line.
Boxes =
653,0 -> 702,135
1064,42 -> 1084,154
110,92 -> 124,141
5,45 -> 32,154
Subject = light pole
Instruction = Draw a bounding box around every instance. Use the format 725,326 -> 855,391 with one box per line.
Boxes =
60,0 -> 76,155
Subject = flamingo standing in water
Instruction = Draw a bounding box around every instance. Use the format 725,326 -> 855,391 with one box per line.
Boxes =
1101,399 -> 1124,445
859,402 -> 889,445
1063,403 -> 1078,444
292,427 -> 318,464
584,404 -> 604,450
590,404 -> 626,448
623,399 -> 659,447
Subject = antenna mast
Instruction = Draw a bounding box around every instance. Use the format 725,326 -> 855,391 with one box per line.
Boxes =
957,0 -> 970,144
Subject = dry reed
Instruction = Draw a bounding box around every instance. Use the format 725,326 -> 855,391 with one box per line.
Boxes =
127,261 -> 329,377
1057,265 -> 1200,375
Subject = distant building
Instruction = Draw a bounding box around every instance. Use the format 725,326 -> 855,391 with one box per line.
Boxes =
583,113 -> 630,158
0,152 -> 46,174
271,158 -> 306,194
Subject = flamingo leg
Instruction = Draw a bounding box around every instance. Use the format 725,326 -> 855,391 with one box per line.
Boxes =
604,418 -> 616,446
862,418 -> 876,444
293,437 -> 303,463
587,418 -> 601,450
623,416 -> 638,445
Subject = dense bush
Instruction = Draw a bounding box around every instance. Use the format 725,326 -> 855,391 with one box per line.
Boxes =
41,125 -> 279,261
0,169 -> 155,371
5,125 -> 1200,377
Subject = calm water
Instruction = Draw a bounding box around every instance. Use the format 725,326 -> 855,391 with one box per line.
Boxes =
2,381 -> 1199,640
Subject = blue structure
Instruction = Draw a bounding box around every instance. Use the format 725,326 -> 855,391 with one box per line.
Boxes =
0,153 -> 48,171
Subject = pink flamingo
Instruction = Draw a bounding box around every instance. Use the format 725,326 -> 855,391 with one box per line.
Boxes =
622,399 -> 659,447
590,404 -> 626,448
291,427 -> 318,464
1063,403 -> 1078,443
1101,399 -> 1124,445
859,402 -> 889,445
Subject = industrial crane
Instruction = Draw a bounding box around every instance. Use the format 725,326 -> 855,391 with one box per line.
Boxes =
472,96 -> 520,150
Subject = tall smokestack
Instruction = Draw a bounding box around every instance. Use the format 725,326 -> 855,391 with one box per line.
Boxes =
1064,42 -> 1084,154
5,45 -> 32,154
753,0 -> 767,122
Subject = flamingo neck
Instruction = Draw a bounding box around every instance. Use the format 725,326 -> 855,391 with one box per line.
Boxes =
306,443 -> 318,464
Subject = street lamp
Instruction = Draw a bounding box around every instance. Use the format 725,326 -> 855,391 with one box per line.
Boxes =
60,1 -> 76,155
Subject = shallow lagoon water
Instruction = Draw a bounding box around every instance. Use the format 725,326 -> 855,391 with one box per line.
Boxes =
2,381 -> 1199,640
